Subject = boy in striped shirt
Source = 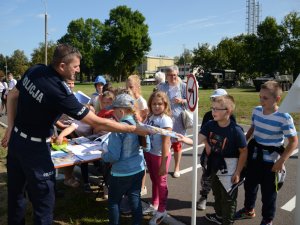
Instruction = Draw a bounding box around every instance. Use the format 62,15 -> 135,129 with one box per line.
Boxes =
235,81 -> 298,225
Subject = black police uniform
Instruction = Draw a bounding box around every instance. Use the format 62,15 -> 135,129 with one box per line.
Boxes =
7,64 -> 89,225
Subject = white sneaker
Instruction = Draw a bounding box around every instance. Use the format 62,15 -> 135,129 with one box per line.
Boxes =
149,210 -> 167,225
141,186 -> 147,196
143,204 -> 157,215
173,171 -> 181,178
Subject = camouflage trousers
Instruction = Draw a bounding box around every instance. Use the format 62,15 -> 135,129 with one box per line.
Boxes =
200,151 -> 212,196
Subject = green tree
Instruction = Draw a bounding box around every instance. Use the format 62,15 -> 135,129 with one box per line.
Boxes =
0,54 -> 7,77
58,18 -> 103,82
281,11 -> 300,78
256,17 -> 283,75
31,41 -> 57,66
176,48 -> 193,66
192,43 -> 216,71
99,5 -> 151,82
8,50 -> 29,78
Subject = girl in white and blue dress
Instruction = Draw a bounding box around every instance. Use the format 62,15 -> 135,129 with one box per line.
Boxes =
144,91 -> 173,225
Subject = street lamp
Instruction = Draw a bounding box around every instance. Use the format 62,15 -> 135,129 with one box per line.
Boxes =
42,0 -> 48,65
4,56 -> 7,77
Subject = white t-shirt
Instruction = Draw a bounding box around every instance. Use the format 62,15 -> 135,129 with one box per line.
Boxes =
146,114 -> 173,156
136,96 -> 148,110
0,82 -> 8,93
5,79 -> 17,95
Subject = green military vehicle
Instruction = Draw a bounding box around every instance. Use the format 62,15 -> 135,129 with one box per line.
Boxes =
201,69 -> 237,89
252,73 -> 293,91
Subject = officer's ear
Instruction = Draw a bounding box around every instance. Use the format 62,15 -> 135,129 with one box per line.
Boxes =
57,62 -> 66,73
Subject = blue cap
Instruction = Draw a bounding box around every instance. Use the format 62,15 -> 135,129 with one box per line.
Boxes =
94,75 -> 106,85
112,94 -> 135,110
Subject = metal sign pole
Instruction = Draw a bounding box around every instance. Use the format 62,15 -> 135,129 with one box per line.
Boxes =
185,73 -> 199,225
191,102 -> 198,225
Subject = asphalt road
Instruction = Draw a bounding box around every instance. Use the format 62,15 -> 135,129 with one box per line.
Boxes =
141,124 -> 298,225
0,115 -> 298,225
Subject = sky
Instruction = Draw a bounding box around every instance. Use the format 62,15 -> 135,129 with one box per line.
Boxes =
0,0 -> 299,60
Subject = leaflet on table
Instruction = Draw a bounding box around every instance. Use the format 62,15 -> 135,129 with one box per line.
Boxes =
51,151 -> 81,167
139,123 -> 177,138
74,90 -> 91,105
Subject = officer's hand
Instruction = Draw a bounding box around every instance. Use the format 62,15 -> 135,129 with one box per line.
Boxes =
134,125 -> 150,136
1,128 -> 12,148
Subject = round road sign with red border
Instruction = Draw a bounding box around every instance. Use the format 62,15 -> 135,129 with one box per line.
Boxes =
186,74 -> 198,112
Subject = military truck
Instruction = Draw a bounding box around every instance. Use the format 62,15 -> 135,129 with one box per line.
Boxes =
252,73 -> 293,91
201,69 -> 237,89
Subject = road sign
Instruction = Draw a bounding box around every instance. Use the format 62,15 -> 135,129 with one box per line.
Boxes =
186,74 -> 198,112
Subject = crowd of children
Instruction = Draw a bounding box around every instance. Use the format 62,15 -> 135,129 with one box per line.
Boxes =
53,70 -> 298,225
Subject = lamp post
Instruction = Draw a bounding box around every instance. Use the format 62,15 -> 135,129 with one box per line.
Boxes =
4,56 -> 7,77
43,0 -> 48,65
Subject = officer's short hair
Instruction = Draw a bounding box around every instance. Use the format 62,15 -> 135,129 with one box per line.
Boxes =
51,44 -> 82,67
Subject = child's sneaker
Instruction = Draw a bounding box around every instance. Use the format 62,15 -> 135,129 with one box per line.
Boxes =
205,213 -> 222,225
234,208 -> 256,220
260,219 -> 273,225
142,204 -> 157,215
197,196 -> 207,210
149,210 -> 167,225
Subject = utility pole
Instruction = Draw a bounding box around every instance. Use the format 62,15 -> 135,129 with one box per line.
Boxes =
4,56 -> 7,77
183,44 -> 186,76
43,0 -> 48,65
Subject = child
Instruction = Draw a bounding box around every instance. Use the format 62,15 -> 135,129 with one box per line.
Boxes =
178,95 -> 248,225
102,93 -> 147,225
126,75 -> 149,122
96,91 -> 116,123
90,75 -> 106,113
55,104 -> 95,193
95,90 -> 116,199
143,91 -> 173,225
198,89 -> 236,210
235,81 -> 298,225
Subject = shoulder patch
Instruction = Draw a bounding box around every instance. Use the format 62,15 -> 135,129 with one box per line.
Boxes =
61,81 -> 73,95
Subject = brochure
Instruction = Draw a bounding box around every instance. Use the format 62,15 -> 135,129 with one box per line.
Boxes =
51,133 -> 110,168
74,90 -> 91,105
216,158 -> 244,196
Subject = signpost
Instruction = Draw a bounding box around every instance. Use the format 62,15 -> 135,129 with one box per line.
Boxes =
186,74 -> 199,225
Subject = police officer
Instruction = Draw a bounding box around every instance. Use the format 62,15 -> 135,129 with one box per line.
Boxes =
1,44 -> 145,225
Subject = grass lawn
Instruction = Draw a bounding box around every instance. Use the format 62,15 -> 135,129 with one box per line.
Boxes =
74,82 -> 298,126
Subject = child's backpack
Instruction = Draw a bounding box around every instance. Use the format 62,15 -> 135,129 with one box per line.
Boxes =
122,120 -> 149,150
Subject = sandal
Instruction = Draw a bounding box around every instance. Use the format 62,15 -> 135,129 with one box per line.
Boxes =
64,177 -> 80,188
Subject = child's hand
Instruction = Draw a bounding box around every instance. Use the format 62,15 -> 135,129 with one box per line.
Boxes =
55,136 -> 63,145
159,164 -> 167,176
176,133 -> 185,142
176,133 -> 193,145
231,172 -> 240,184
272,158 -> 285,172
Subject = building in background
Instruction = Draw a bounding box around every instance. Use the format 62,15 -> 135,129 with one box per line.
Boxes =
136,56 -> 174,78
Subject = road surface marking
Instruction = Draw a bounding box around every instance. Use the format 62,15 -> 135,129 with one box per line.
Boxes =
180,164 -> 202,175
281,196 -> 296,212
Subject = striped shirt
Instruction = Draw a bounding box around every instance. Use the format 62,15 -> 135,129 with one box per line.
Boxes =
252,106 -> 297,147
